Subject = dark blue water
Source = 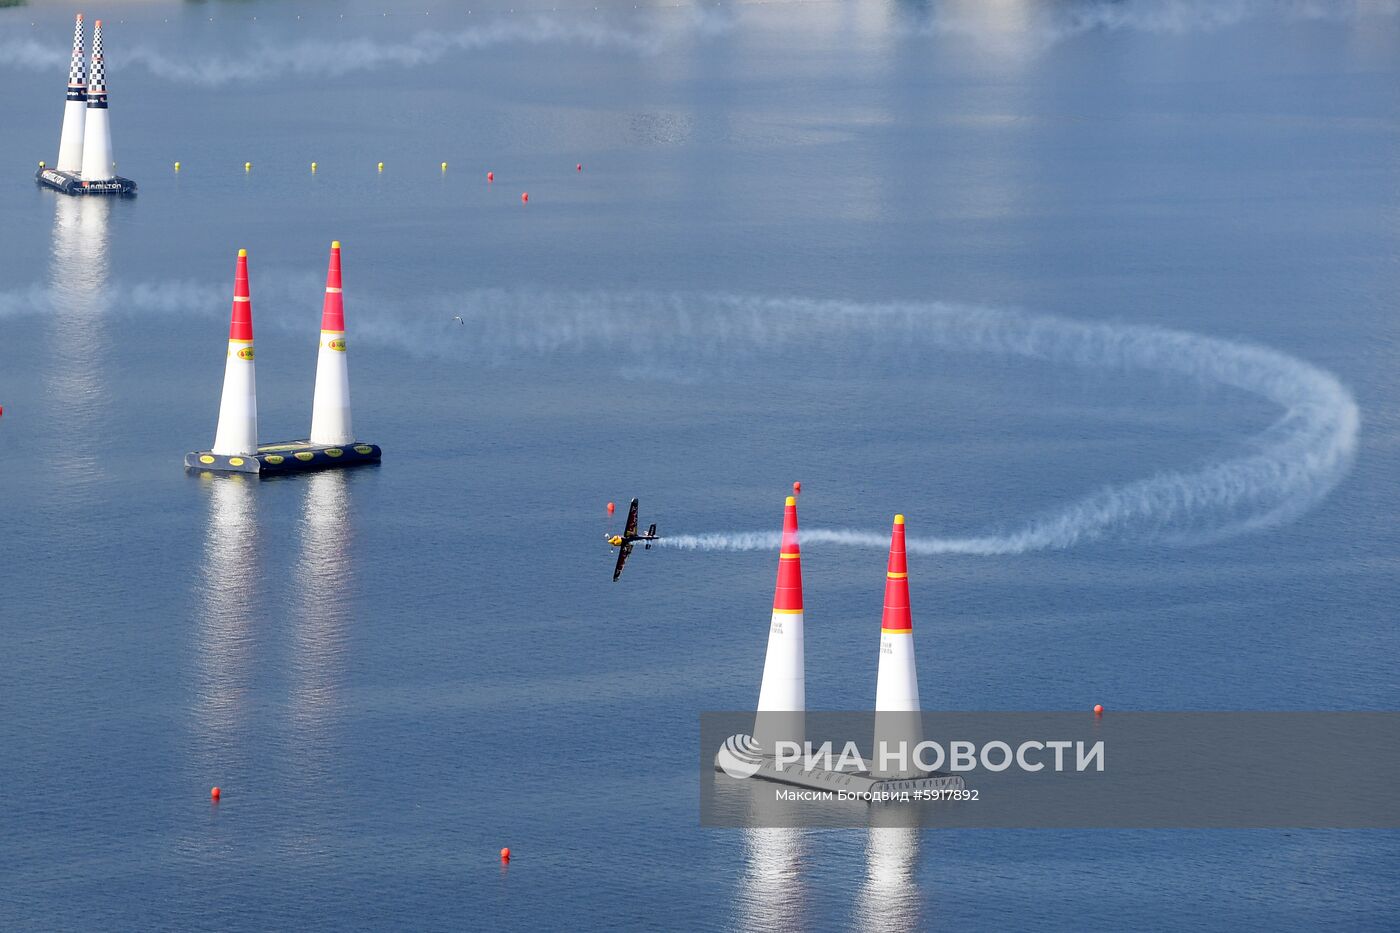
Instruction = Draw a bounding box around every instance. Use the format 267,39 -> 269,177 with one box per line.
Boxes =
2,1 -> 1398,928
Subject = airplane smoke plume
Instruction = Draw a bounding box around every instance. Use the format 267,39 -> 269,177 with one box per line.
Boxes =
904,0 -> 1398,47
0,12 -> 734,86
648,298 -> 1359,554
1,2 -> 1394,84
0,280 -> 1359,555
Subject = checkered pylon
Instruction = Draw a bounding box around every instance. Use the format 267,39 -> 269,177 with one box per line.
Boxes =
87,19 -> 105,96
66,14 -> 85,98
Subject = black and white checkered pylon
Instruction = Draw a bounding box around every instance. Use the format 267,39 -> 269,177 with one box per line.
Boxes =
67,14 -> 85,93
88,20 -> 105,96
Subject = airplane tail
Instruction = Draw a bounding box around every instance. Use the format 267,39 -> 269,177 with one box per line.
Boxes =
646,523 -> 657,548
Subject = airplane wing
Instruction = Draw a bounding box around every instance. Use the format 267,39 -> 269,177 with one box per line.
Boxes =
612,541 -> 634,582
624,498 -> 640,538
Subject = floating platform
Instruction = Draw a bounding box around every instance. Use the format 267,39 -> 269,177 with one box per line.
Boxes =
36,168 -> 136,196
184,439 -> 381,476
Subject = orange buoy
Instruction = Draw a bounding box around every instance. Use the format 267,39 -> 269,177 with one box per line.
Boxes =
521,192 -> 529,203
1093,704 -> 1104,715
500,847 -> 511,862
792,481 -> 801,495
607,501 -> 615,514
210,786 -> 221,800
487,171 -> 494,182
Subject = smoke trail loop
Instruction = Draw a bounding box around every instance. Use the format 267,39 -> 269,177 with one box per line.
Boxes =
0,281 -> 1358,555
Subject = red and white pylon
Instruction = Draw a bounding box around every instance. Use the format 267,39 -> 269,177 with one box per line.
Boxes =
309,240 -> 354,446
873,514 -> 923,778
754,495 -> 805,753
56,13 -> 86,173
79,19 -> 114,182
211,250 -> 258,456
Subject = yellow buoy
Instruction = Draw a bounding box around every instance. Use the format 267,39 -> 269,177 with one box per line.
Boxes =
38,160 -> 46,168
244,161 -> 252,172
441,161 -> 448,171
377,161 -> 384,172
311,162 -> 318,172
174,161 -> 181,171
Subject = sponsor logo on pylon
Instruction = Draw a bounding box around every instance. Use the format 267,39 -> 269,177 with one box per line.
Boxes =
715,733 -> 764,779
327,337 -> 347,351
236,347 -> 254,360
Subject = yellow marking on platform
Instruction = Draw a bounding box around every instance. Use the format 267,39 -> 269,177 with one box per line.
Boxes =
295,451 -> 315,461
199,455 -> 215,464
354,445 -> 373,454
229,457 -> 244,466
325,449 -> 343,458
264,454 -> 284,465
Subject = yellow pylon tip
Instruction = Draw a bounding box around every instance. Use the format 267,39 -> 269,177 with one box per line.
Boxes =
894,514 -> 905,524
331,240 -> 341,249
785,496 -> 796,507
238,248 -> 247,258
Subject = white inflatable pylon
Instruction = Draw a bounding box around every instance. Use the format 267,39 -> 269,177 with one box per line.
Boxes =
56,13 -> 86,173
211,250 -> 258,457
309,241 -> 354,446
754,494 -> 805,754
78,19 -> 114,183
872,514 -> 923,778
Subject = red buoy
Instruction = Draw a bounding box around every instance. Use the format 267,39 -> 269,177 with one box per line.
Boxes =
500,847 -> 511,862
210,786 -> 221,800
521,192 -> 529,203
607,501 -> 615,515
576,163 -> 582,172
487,171 -> 494,182
1093,704 -> 1104,716
792,481 -> 801,495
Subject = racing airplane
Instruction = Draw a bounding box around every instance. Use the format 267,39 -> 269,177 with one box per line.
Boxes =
607,498 -> 659,581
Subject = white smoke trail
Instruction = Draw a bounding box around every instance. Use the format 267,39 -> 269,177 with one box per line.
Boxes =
2,1 -> 1394,81
0,282 -> 1358,553
907,0 -> 1400,47
0,11 -> 734,86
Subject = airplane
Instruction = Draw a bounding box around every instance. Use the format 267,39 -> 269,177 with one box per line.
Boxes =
607,498 -> 659,581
